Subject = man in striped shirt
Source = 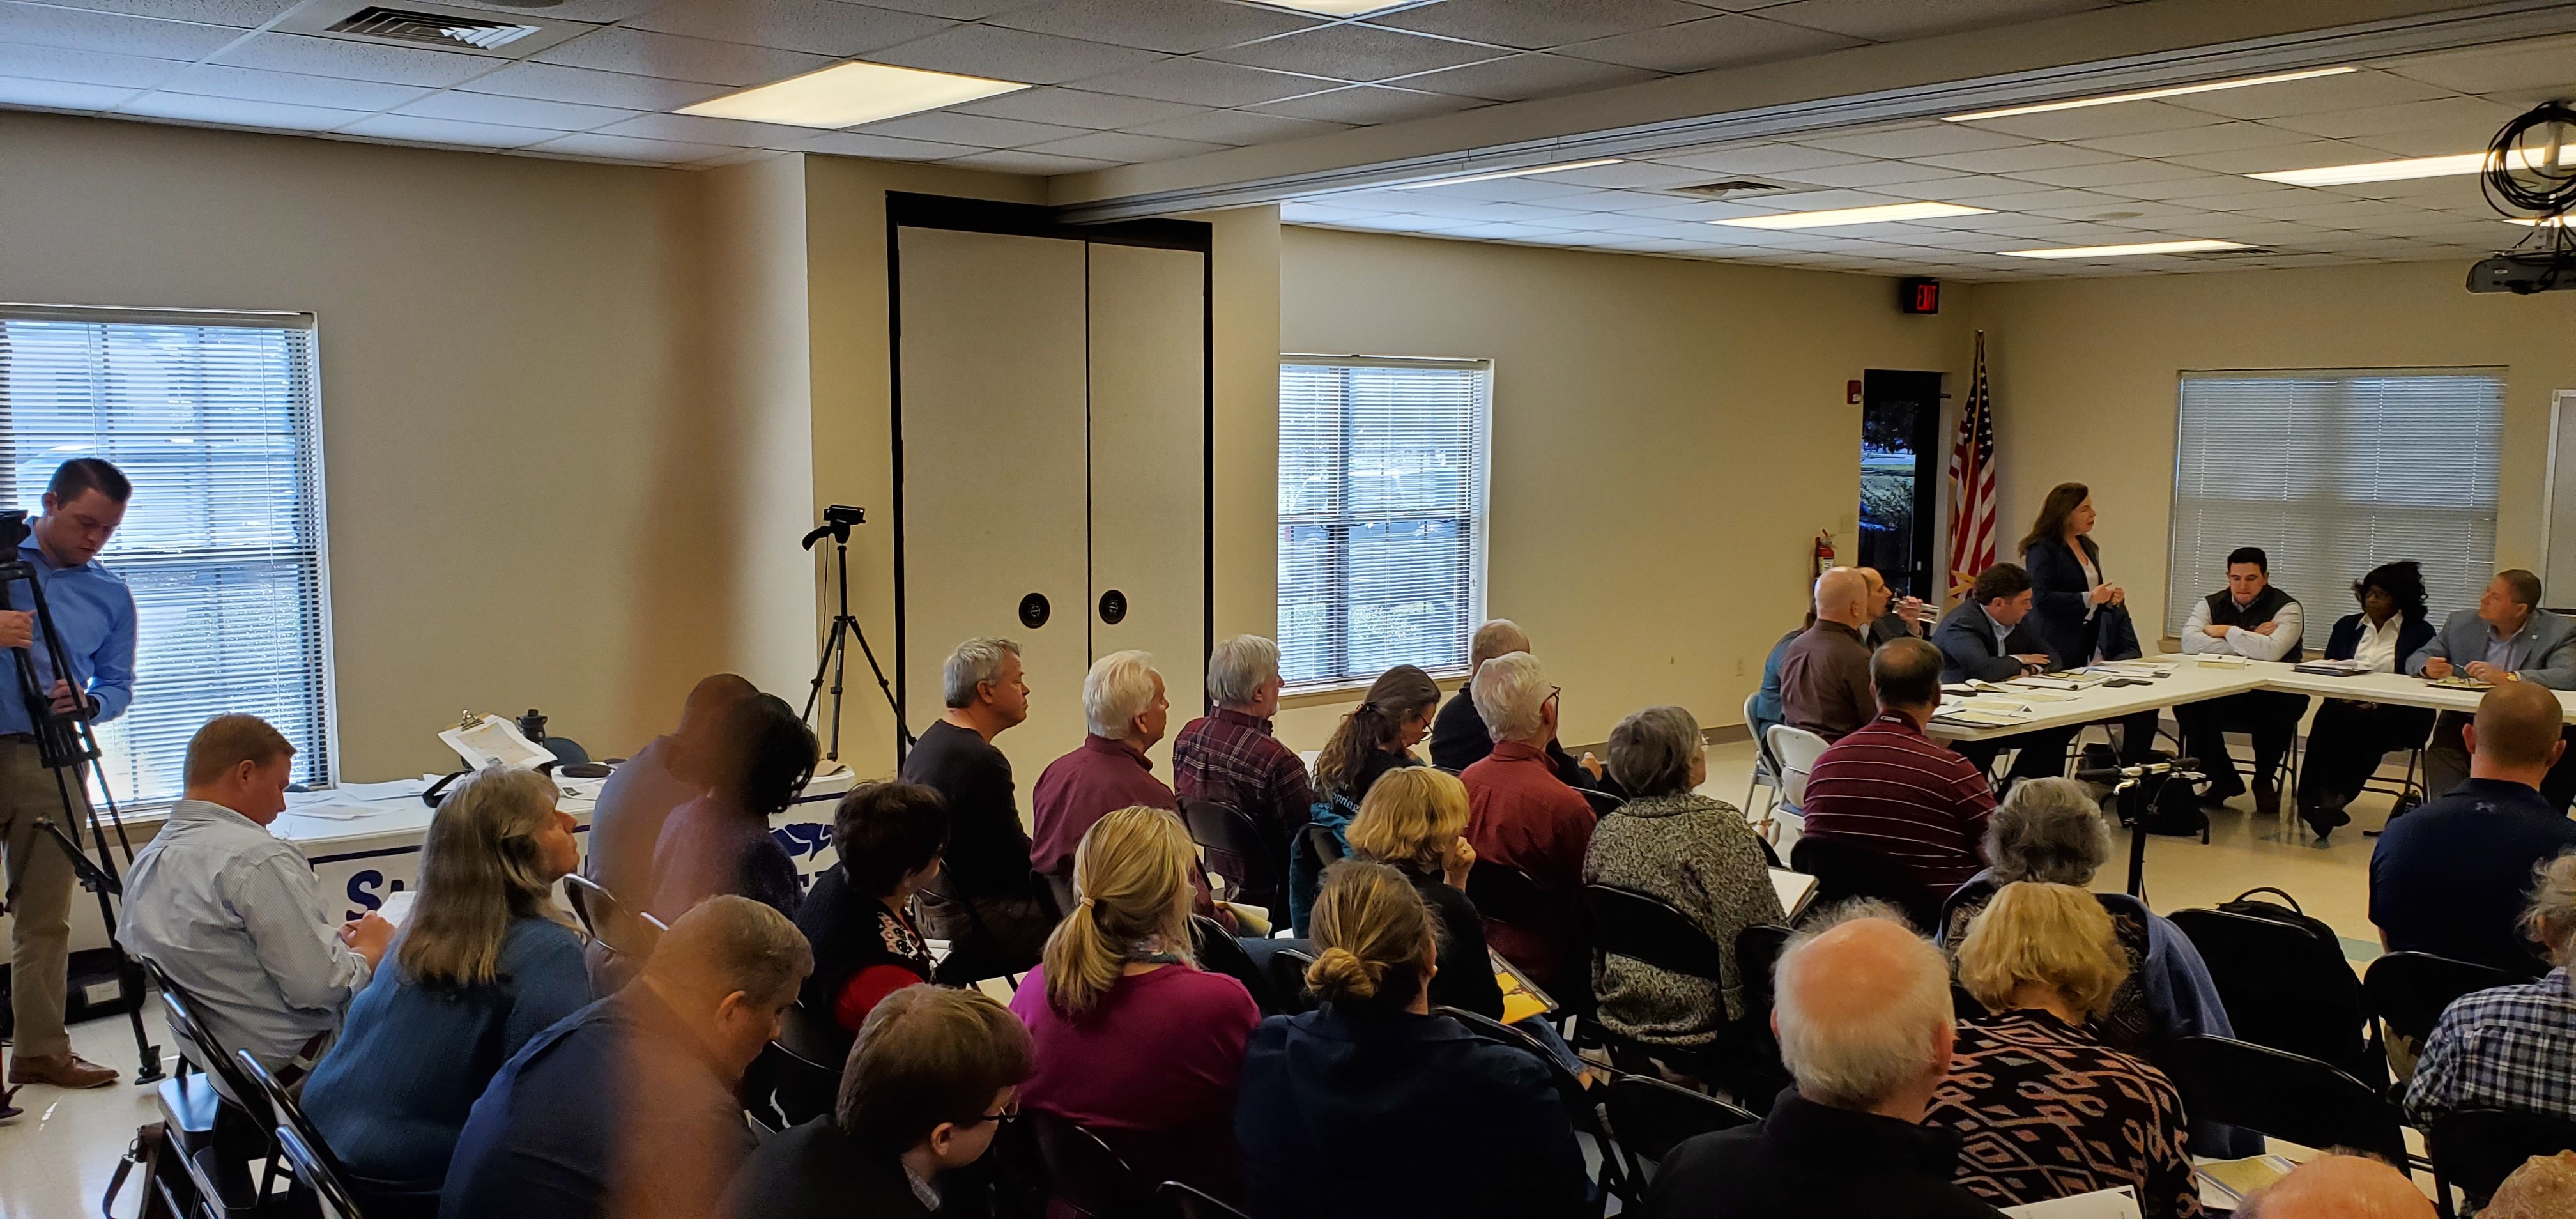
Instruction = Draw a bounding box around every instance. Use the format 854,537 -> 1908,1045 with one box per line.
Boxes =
1798,637 -> 1998,898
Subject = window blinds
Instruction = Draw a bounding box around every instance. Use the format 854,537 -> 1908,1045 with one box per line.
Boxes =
2168,369 -> 2501,637
0,312 -> 330,804
1278,358 -> 1488,688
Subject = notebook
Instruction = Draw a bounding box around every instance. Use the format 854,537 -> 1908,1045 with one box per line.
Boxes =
1492,948 -> 1556,1025
1769,868 -> 1820,922
2000,1186 -> 2140,1218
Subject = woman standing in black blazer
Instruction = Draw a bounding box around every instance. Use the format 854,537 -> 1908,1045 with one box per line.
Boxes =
2021,483 -> 2157,762
2294,561 -> 2440,838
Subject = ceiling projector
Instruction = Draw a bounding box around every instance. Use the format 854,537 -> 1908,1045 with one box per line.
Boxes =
2467,99 -> 2575,294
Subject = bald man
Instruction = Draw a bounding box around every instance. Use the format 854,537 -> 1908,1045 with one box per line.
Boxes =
1860,567 -> 1931,647
1430,618 -> 1611,792
2235,1153 -> 2432,1219
2372,680 -> 2576,973
1643,913 -> 2003,1218
1780,569 -> 1880,742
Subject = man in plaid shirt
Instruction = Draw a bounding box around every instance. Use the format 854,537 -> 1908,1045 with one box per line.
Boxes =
2406,852 -> 2576,1126
1172,636 -> 1315,862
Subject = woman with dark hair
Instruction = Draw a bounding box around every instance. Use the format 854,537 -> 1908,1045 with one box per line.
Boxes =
796,781 -> 946,1031
2020,482 -> 2156,760
2295,560 -> 2440,838
648,691 -> 818,923
1311,665 -> 1443,809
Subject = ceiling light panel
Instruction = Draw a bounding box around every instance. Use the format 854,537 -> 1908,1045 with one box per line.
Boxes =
2250,146 -> 2576,187
1392,158 -> 1623,189
1713,201 -> 1993,230
1252,0 -> 1425,15
1944,67 -> 2354,123
2002,239 -> 2250,258
678,61 -> 1027,129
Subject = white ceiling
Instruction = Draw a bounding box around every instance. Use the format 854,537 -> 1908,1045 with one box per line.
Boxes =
0,0 -> 2567,278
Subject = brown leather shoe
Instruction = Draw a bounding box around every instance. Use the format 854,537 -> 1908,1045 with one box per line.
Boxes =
2253,779 -> 2282,817
8,1052 -> 119,1089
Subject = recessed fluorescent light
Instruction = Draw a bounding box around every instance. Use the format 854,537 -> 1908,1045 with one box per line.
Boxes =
2509,215 -> 2572,227
1943,66 -> 2354,123
1713,201 -> 1992,230
1255,0 -> 1422,13
2250,146 -> 2576,187
678,61 -> 1027,130
1392,158 -> 1623,190
2002,239 -> 2250,259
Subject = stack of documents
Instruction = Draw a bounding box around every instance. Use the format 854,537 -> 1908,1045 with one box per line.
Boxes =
2292,658 -> 2374,677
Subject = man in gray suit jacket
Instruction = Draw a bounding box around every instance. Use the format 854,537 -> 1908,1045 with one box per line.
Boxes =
2405,569 -> 2576,806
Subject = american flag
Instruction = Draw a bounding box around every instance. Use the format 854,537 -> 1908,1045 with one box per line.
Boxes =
1947,331 -> 1998,599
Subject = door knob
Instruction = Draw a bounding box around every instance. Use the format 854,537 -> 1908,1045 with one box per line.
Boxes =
1019,593 -> 1050,629
1098,590 -> 1128,625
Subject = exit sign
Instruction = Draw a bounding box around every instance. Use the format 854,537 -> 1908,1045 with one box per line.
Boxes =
1899,277 -> 1941,314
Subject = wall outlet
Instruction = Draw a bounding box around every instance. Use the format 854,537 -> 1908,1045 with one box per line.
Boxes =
1735,656 -> 1746,677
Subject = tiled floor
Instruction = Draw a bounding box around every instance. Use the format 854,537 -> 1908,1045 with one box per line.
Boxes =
1,738 -> 2396,1218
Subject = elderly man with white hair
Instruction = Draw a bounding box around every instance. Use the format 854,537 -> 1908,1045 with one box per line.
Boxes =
1642,910 -> 2005,1218
1172,635 -> 1316,855
1432,618 -> 1610,790
1031,650 -> 1175,880
1460,650 -> 1597,991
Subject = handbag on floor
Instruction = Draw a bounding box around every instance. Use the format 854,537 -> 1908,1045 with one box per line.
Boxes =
100,1121 -> 179,1219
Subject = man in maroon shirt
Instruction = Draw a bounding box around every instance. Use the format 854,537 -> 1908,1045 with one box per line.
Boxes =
1460,650 -> 1596,990
1781,566 -> 1879,742
1031,652 -> 1234,930
1798,637 -> 1997,898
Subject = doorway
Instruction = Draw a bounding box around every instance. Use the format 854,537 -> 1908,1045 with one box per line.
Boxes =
1859,369 -> 1943,601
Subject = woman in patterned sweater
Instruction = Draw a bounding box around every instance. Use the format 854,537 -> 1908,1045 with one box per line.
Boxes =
1929,882 -> 2200,1219
1582,705 -> 1784,1044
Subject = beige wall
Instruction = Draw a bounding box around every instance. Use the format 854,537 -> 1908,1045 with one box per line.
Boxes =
1971,260 -> 2576,635
1275,226 -> 1975,750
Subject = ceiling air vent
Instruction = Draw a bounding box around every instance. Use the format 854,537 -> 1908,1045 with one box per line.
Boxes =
1666,179 -> 1792,200
328,6 -> 539,50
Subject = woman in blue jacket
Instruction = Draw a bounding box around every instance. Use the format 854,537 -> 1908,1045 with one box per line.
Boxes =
2295,560 -> 2440,837
2021,482 -> 2158,762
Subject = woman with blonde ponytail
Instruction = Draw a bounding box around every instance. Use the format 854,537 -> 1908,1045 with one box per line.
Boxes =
1236,861 -> 1589,1219
1008,805 -> 1259,1204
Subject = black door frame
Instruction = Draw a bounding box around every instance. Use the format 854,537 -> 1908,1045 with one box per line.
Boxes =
1860,369 -> 1945,602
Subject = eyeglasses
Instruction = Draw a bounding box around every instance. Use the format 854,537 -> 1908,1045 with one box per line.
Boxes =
972,1100 -> 1022,1127
1547,686 -> 1562,707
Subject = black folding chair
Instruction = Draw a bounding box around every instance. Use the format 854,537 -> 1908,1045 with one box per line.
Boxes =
1027,1109 -> 1160,1219
1181,796 -> 1284,912
239,1047 -> 429,1218
1466,860 -> 1586,1003
2163,1035 -> 2407,1165
1602,1075 -> 1757,1187
760,1001 -> 854,1128
1158,1181 -> 1251,1219
275,1123 -> 368,1219
1582,882 -> 1735,1078
1717,926 -> 1795,1113
1786,836 -> 1940,932
2428,1108 -> 2576,1211
1190,914 -> 1278,1015
145,960 -> 273,1219
1579,788 -> 1624,818
1266,947 -> 1315,1015
1436,1006 -> 1625,1214
563,873 -> 663,962
2170,905 -> 2377,1083
2364,951 -> 2527,1085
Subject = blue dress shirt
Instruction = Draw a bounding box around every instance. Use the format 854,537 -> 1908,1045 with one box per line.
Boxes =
0,534 -> 136,733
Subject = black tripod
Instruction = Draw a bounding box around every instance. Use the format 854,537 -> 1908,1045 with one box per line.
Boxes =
2076,756 -> 2202,903
0,523 -> 162,1084
799,505 -> 909,762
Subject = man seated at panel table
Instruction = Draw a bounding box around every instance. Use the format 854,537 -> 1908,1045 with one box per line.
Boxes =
2173,547 -> 2308,817
1860,567 -> 1932,647
1431,618 -> 1610,791
2372,681 -> 2576,975
1798,639 -> 1998,900
1781,567 -> 1878,743
2408,569 -> 2576,810
1933,562 -> 2081,787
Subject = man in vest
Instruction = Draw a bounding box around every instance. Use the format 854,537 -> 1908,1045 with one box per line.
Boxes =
2175,546 -> 2307,815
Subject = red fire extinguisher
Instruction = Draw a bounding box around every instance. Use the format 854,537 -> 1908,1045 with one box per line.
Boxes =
1813,530 -> 1835,579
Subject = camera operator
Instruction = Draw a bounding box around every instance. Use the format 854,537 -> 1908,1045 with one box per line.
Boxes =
1,459 -> 136,1093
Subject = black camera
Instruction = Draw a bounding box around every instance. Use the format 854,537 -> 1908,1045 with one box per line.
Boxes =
823,505 -> 866,527
0,509 -> 27,553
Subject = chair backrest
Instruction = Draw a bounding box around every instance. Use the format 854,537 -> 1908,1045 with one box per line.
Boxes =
1434,1006 -> 1623,1201
1787,836 -> 1940,933
763,1002 -> 853,1128
2363,951 -> 2527,1050
1766,726 -> 1831,808
1043,871 -> 1079,925
1190,914 -> 1278,1015
1586,884 -> 1730,983
2430,1108 -> 2576,1209
1741,693 -> 1773,772
236,1049 -> 346,1188
1604,1075 -> 1758,1170
2169,906 -> 2373,1080
1465,860 -> 1571,949
1158,1180 -> 1252,1219
1299,823 -> 1346,872
2161,1035 -> 2407,1165
146,959 -> 267,1119
562,873 -> 662,960
1266,947 -> 1316,1015
1180,796 -> 1282,910
275,1123 -> 369,1219
1579,787 -> 1624,818
1027,1109 -> 1158,1219
1733,925 -> 1791,1026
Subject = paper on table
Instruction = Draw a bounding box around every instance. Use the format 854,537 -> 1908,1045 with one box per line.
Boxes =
334,778 -> 431,802
2196,1154 -> 2297,1204
285,806 -> 372,822
377,890 -> 417,928
1934,707 -> 2035,728
1769,868 -> 1818,921
1999,1187 -> 2140,1218
438,715 -> 555,772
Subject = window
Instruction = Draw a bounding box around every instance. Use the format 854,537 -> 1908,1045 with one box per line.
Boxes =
2168,369 -> 2502,636
0,307 -> 330,804
1278,356 -> 1489,689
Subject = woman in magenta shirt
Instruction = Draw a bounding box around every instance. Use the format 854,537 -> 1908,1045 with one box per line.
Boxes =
1010,804 -> 1261,1205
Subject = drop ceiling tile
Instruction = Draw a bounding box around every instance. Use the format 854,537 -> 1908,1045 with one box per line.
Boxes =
1911,142 -> 2123,173
1798,121 -> 2029,158
2072,120 -> 2317,158
1119,107 -> 1345,144
1917,174 -> 2068,202
597,111 -> 841,148
791,128 -> 982,158
38,0 -> 295,24
1754,0 -> 2105,40
0,74 -> 131,109
2091,172 -> 2282,201
988,0 -> 1322,54
2235,199 -> 2432,227
687,148 -> 792,169
210,33 -> 501,88
852,109 -> 1088,146
846,0 -> 1052,19
2379,33 -> 2576,95
1956,100 -> 2226,142
1537,160 -> 1718,189
1018,128 -> 1225,160
395,90 -> 640,131
1726,187 -> 1911,212
2340,128 -> 2494,158
1200,22 -> 1505,83
456,61 -> 732,110
1395,52 -> 1655,102
1399,175 -> 1604,203
2172,189 -> 2317,213
339,112 -> 557,148
0,1 -> 240,60
1936,186 -> 2127,211
864,23 -> 1166,86
1648,143 -> 1870,174
2262,95 -> 2524,141
1556,13 -> 1857,73
114,91 -> 368,130
1247,84 -> 1482,124
622,0 -> 954,57
943,148 -> 1122,174
1995,158 -> 2212,188
1507,208 -> 1683,231
0,42 -> 181,88
1368,0 -> 1712,51
532,28 -> 833,88
1055,55 -> 1329,105
950,84 -> 1200,128
453,0 -> 667,19
530,132 -> 741,165
2160,68 -> 2451,121
2161,141 -> 2368,175
157,63 -> 428,109
1773,160 -> 1968,189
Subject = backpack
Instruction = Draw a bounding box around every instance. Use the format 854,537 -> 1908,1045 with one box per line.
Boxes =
2081,743 -> 2207,838
2214,887 -> 2343,952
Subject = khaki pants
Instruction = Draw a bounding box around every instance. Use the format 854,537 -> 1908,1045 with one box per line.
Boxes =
1,738 -> 88,1059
